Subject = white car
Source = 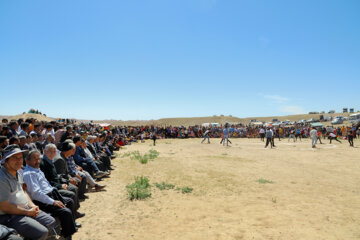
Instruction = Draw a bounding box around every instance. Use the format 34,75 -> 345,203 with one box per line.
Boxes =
297,119 -> 306,124
307,118 -> 318,123
331,117 -> 344,124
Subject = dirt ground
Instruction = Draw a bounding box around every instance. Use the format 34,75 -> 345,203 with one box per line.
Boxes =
74,138 -> 360,240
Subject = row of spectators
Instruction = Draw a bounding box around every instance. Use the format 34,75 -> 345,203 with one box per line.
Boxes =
0,118 -> 118,240
108,124 -> 360,140
2,118 -> 359,145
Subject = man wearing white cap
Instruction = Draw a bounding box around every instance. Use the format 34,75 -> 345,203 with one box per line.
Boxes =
0,145 -> 55,240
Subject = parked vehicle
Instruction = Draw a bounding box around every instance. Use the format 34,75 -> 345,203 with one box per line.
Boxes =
306,118 -> 318,123
322,115 -> 332,121
281,119 -> 291,125
331,116 -> 344,125
349,113 -> 360,124
297,119 -> 306,124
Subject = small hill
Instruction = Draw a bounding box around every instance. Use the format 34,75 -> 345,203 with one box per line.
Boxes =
0,113 -> 55,122
96,112 -> 355,126
1,112 -> 357,126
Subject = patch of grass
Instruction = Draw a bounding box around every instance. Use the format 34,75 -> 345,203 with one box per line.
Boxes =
126,176 -> 151,200
139,157 -> 149,164
221,153 -> 228,156
120,152 -> 132,158
148,149 -> 160,159
129,150 -> 160,164
257,178 -> 274,184
130,151 -> 149,164
154,182 -> 175,190
181,186 -> 193,194
271,197 -> 277,203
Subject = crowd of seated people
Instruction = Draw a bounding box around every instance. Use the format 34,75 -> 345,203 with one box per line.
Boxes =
0,118 -> 118,240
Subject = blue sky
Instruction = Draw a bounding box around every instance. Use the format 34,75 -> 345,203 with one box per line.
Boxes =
0,0 -> 359,120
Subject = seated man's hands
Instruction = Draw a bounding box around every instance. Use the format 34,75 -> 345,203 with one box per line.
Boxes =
70,178 -> 78,185
53,200 -> 65,208
26,206 -> 40,218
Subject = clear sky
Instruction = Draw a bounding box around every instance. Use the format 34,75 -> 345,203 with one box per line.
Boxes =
0,0 -> 359,120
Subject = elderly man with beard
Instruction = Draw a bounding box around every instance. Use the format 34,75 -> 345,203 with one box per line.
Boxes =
22,150 -> 78,239
0,145 -> 55,240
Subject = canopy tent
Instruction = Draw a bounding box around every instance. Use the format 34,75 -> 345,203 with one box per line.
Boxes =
250,122 -> 264,126
99,123 -> 111,127
311,122 -> 323,127
202,123 -> 219,127
265,122 -> 273,127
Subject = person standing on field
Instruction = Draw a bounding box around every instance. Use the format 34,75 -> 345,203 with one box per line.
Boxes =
310,127 -> 318,148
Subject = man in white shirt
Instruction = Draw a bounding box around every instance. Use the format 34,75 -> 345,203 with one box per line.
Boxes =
329,132 -> 342,144
0,145 -> 55,240
310,127 -> 318,148
259,128 -> 265,142
22,150 -> 77,239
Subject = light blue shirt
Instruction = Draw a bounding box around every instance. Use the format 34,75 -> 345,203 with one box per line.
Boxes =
22,165 -> 55,205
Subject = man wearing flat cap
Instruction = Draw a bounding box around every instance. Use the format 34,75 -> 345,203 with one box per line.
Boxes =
0,145 -> 55,240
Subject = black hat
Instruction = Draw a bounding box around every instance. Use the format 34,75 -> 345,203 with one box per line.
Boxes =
0,136 -> 7,143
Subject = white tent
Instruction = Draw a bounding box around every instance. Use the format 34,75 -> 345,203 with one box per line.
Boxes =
250,122 -> 264,126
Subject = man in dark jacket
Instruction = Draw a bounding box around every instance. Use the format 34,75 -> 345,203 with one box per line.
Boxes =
41,144 -> 84,218
53,141 -> 87,201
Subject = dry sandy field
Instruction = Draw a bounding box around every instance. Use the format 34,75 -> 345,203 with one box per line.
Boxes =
74,138 -> 360,240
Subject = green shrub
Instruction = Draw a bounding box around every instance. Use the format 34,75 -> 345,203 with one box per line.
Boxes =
181,187 -> 193,194
154,182 -> 175,190
126,176 -> 151,200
